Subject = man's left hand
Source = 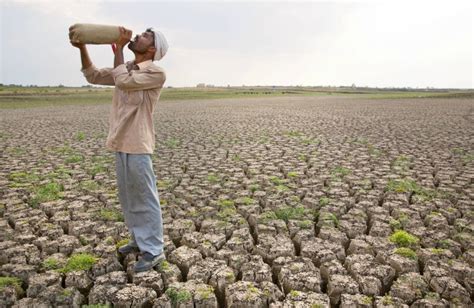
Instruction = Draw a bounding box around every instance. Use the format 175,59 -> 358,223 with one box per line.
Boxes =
116,26 -> 132,49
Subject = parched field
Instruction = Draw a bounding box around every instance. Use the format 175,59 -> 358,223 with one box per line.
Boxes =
0,94 -> 473,307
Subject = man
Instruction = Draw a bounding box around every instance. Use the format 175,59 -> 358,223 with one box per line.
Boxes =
70,26 -> 168,272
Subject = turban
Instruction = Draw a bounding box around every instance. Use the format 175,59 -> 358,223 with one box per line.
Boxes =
149,28 -> 168,61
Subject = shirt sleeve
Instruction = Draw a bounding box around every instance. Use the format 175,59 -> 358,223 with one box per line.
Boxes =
111,64 -> 166,91
81,65 -> 115,86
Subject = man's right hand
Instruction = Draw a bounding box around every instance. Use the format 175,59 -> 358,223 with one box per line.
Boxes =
69,25 -> 85,49
70,40 -> 85,49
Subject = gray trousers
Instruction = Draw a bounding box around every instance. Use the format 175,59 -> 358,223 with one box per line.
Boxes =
115,152 -> 164,256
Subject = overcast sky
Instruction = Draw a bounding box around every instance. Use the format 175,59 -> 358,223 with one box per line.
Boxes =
1,0 -> 472,88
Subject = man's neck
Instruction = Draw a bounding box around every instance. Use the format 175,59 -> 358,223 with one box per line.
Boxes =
134,54 -> 152,65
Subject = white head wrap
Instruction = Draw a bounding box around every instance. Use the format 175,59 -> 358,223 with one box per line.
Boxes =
149,28 -> 168,61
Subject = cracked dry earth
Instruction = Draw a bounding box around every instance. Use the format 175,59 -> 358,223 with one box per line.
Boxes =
0,95 -> 473,308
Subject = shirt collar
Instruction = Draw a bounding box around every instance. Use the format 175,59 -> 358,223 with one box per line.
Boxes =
134,60 -> 153,70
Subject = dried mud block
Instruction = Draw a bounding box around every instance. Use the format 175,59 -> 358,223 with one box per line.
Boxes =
411,294 -> 450,307
318,226 -> 349,247
167,218 -> 196,246
0,281 -> 23,307
347,239 -> 374,256
241,255 -> 273,283
389,272 -> 429,305
320,259 -> 347,283
278,257 -> 321,294
276,290 -> 330,307
300,237 -> 345,267
374,295 -> 409,307
88,284 -> 123,306
11,297 -> 50,308
387,252 -> 419,276
69,23 -> 120,44
0,263 -> 36,285
429,276 -> 471,305
64,270 -> 93,294
91,256 -> 123,278
112,284 -> 157,307
154,280 -> 218,308
37,285 -> 85,307
133,270 -> 165,296
255,233 -> 295,265
327,274 -> 359,305
188,258 -> 235,298
27,271 -> 62,297
168,246 -> 203,279
156,260 -> 183,288
340,293 -> 374,307
223,227 -> 254,253
225,281 -> 268,308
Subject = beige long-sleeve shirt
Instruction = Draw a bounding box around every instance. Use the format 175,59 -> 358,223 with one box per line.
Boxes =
81,60 -> 166,154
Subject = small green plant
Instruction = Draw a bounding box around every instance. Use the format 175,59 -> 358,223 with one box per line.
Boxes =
287,171 -> 298,178
196,285 -> 214,300
42,257 -> 60,270
361,295 -> 373,305
99,208 -> 124,222
389,230 -> 419,248
87,164 -> 108,177
381,294 -> 394,305
8,171 -> 40,183
301,138 -> 319,145
284,130 -> 304,137
275,206 -> 310,223
75,131 -> 85,141
321,212 -> 339,227
59,253 -> 98,273
249,184 -> 259,192
367,144 -> 382,157
218,199 -> 234,208
259,211 -> 278,223
394,247 -> 417,260
0,277 -> 23,295
319,197 -> 330,207
80,180 -> 100,191
165,138 -> 180,148
430,248 -> 446,254
242,197 -> 255,205
115,238 -> 130,249
298,220 -> 313,229
232,154 -> 241,161
216,206 -> 237,220
289,290 -> 300,297
392,155 -> 410,170
165,287 -> 192,305
269,176 -> 284,185
206,173 -> 220,184
276,184 -> 289,192
65,154 -> 84,164
386,179 -> 437,201
331,166 -> 351,178
159,260 -> 171,271
29,181 -> 64,207
424,292 -> 440,300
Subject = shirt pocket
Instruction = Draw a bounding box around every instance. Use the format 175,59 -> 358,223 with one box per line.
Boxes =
125,90 -> 144,105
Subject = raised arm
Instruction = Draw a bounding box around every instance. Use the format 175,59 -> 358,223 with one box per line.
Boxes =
70,34 -> 115,86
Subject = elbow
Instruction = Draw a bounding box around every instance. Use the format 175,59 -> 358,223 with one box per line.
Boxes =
85,76 -> 98,85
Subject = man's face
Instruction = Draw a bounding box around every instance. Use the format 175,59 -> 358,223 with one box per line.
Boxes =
128,30 -> 155,54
